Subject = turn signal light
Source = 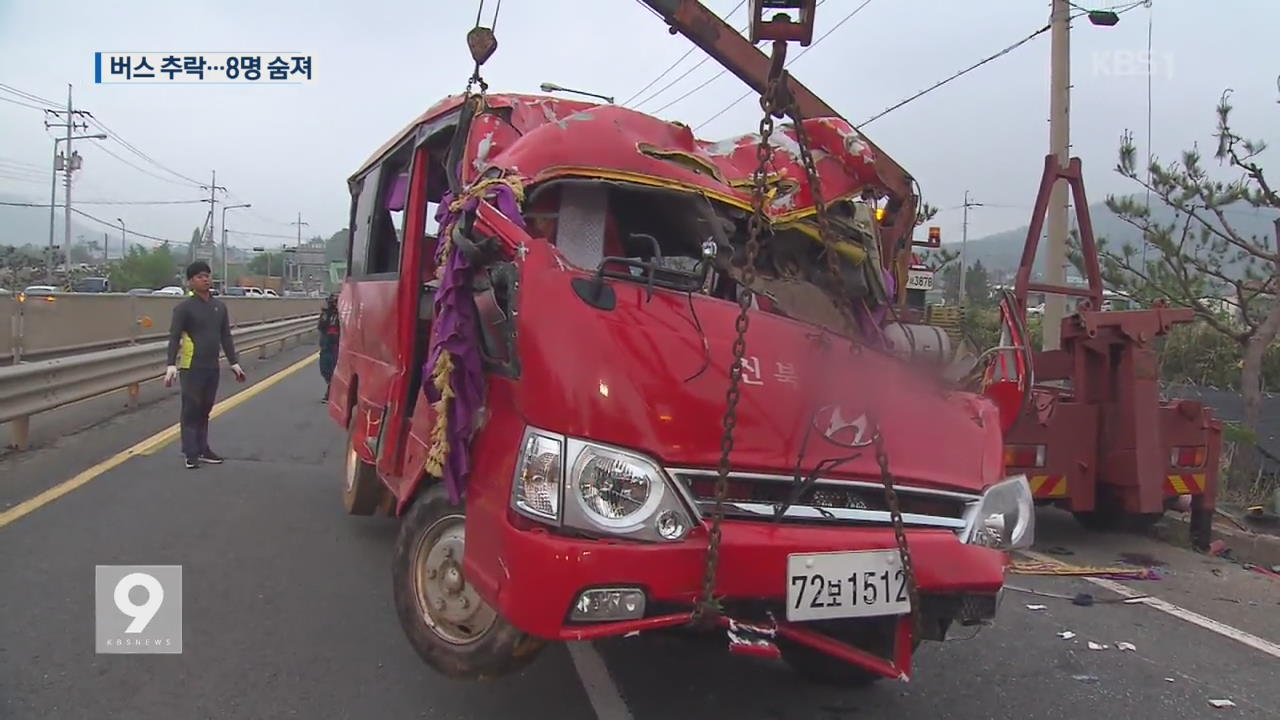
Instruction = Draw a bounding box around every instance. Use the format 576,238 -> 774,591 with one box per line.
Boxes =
1004,444 -> 1046,469
1170,446 -> 1206,469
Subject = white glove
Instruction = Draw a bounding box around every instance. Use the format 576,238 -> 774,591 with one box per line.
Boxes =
164,365 -> 178,386
230,363 -> 246,381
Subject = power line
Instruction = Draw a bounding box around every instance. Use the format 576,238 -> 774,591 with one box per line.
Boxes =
858,23 -> 1050,128
225,229 -> 297,240
858,2 -> 1149,128
86,140 -> 207,189
693,0 -> 869,129
622,0 -> 748,107
0,94 -> 55,112
71,208 -> 170,243
645,0 -> 834,113
84,114 -> 206,188
0,82 -> 60,107
0,156 -> 46,172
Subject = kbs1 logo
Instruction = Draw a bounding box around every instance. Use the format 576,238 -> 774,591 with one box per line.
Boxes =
1091,50 -> 1175,80
95,565 -> 183,654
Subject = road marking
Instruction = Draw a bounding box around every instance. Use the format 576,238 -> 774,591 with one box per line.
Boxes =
1021,551 -> 1280,660
567,642 -> 633,720
0,353 -> 317,529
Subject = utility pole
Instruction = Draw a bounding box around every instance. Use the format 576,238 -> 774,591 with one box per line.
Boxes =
1043,0 -> 1071,350
103,232 -> 109,264
958,190 -> 982,305
44,84 -> 91,283
200,171 -> 227,274
290,212 -> 309,286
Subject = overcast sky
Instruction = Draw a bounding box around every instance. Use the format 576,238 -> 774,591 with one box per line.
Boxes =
1,0 -> 1276,251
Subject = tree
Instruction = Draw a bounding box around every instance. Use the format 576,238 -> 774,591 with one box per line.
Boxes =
964,258 -> 992,306
110,245 -> 181,290
248,251 -> 283,276
1086,90 -> 1279,488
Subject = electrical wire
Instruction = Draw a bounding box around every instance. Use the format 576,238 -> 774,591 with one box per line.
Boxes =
87,140 -> 207,190
71,208 -> 169,243
0,94 -> 55,112
0,157 -> 46,172
0,82 -> 60,108
857,2 -> 1150,130
622,0 -> 747,107
660,0 -> 852,121
225,229 -> 298,240
84,114 -> 206,188
858,23 -> 1050,128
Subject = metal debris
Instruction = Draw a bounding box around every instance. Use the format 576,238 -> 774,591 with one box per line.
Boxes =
1116,642 -> 1136,652
1025,604 -> 1047,611
1071,674 -> 1099,684
1208,699 -> 1236,709
1087,641 -> 1108,651
1057,631 -> 1076,640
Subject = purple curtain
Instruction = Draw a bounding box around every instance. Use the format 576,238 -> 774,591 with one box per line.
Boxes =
424,183 -> 525,502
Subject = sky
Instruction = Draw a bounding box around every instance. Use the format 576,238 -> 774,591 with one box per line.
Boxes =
0,0 -> 1276,252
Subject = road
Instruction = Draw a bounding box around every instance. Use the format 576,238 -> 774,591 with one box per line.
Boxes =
2,347 -> 1278,720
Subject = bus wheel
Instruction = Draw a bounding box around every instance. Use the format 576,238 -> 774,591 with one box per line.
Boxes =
343,419 -> 383,515
391,483 -> 544,680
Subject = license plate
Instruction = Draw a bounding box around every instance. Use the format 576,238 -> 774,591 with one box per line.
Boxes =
906,269 -> 934,291
786,550 -> 911,621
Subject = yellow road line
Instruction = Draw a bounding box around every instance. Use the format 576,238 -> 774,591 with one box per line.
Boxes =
0,352 -> 317,529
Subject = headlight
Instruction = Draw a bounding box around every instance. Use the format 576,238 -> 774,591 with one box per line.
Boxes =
510,427 -> 694,543
962,475 -> 1034,550
512,430 -> 563,522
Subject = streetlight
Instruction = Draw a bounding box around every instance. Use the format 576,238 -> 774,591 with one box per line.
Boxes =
48,132 -> 108,281
539,82 -> 614,104
221,203 -> 251,285
116,218 -> 126,260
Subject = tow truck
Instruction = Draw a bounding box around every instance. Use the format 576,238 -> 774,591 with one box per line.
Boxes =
330,1 -> 1028,684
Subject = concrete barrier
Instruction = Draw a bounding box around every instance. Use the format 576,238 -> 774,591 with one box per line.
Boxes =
0,293 -> 321,363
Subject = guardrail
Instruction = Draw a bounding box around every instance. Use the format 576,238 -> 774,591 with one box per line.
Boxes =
0,294 -> 322,364
0,314 -> 318,450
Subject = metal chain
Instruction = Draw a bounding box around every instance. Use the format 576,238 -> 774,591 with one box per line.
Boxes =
785,100 -> 921,635
691,74 -> 784,628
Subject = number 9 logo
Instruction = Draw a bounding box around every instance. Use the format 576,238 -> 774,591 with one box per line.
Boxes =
114,572 -> 164,633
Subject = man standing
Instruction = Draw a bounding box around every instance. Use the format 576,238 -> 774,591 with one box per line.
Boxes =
164,261 -> 246,469
317,293 -> 340,402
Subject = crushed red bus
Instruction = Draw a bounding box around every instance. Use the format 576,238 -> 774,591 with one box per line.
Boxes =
328,87 -> 1029,684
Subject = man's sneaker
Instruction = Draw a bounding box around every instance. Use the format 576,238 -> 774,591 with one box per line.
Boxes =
199,451 -> 224,465
185,456 -> 200,469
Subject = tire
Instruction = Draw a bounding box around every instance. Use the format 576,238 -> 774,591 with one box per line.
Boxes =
343,416 -> 385,516
391,483 -> 545,680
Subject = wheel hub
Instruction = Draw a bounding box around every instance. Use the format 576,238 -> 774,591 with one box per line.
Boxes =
413,517 -> 497,645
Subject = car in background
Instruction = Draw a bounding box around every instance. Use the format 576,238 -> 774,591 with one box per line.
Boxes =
152,286 -> 185,296
223,286 -> 266,297
262,288 -> 280,298
71,276 -> 110,293
126,288 -> 154,296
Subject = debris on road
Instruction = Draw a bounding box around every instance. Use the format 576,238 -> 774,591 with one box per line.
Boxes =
1058,631 -> 1076,640
1116,642 -> 1136,652
1071,674 -> 1099,684
1208,699 -> 1237,709
1025,604 -> 1047,611
1165,678 -> 1176,683
1209,539 -> 1230,557
1087,641 -> 1108,651
1011,557 -> 1162,580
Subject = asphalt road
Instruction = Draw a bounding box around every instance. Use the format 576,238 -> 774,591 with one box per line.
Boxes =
2,352 -> 1278,720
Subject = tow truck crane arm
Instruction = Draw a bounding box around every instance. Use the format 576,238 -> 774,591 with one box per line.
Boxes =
637,0 -> 921,298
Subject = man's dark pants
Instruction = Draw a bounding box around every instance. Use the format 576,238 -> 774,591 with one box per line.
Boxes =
179,368 -> 220,458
